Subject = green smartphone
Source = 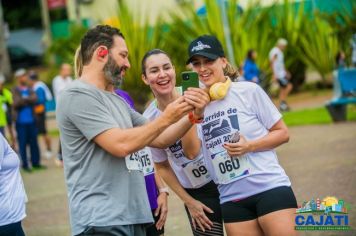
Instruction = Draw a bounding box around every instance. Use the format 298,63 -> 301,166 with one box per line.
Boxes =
181,71 -> 199,93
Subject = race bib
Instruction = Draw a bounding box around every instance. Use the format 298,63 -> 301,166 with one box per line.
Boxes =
138,148 -> 155,176
182,155 -> 211,187
211,151 -> 250,185
125,151 -> 142,171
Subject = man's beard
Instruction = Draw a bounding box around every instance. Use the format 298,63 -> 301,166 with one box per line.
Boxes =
103,55 -> 124,88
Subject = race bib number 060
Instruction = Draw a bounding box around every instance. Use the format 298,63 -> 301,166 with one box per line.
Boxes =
211,151 -> 250,185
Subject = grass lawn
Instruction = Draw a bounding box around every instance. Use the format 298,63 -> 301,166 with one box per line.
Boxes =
283,104 -> 356,126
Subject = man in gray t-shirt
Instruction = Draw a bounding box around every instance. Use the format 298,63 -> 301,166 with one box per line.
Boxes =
56,25 -> 209,236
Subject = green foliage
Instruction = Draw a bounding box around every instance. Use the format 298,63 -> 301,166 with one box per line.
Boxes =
297,16 -> 339,80
46,24 -> 87,66
163,0 -> 274,79
44,0 -> 355,108
44,24 -> 87,85
232,1 -> 275,72
318,0 -> 356,61
116,1 -> 165,111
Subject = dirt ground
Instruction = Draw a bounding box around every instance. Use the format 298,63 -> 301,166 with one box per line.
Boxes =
21,123 -> 356,236
20,90 -> 356,236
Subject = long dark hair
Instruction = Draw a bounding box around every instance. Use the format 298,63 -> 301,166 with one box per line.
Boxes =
141,49 -> 171,76
246,49 -> 255,61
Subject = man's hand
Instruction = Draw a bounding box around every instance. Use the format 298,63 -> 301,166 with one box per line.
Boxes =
161,96 -> 193,124
155,192 -> 168,230
183,88 -> 210,118
185,198 -> 213,232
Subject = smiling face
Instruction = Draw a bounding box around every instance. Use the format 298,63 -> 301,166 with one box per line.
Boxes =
142,53 -> 176,97
190,56 -> 227,88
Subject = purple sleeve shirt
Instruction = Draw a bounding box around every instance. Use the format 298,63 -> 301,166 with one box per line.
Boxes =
114,89 -> 135,109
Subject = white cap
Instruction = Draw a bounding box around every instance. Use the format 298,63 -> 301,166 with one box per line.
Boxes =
277,38 -> 288,46
14,68 -> 27,77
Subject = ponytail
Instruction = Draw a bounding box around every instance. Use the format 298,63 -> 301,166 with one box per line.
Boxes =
74,46 -> 83,78
223,62 -> 239,81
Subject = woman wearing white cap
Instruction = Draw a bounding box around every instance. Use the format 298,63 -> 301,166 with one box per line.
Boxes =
184,35 -> 297,236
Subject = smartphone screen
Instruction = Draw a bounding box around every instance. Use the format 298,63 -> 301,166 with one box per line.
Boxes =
181,71 -> 199,93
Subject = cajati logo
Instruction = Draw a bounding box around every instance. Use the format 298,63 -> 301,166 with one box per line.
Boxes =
295,196 -> 351,231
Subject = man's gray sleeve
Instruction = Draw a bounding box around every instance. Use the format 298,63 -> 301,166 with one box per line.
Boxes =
66,92 -> 118,141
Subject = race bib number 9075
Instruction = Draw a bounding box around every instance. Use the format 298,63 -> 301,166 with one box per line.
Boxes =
138,148 -> 155,176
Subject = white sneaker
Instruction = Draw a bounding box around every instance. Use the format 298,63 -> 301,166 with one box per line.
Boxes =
44,151 -> 53,159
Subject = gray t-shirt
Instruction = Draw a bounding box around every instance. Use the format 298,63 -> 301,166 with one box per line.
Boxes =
56,80 -> 153,235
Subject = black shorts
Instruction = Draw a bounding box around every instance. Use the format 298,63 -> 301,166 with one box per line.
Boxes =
35,112 -> 47,134
277,77 -> 290,88
184,181 -> 224,235
146,209 -> 164,236
221,186 -> 297,223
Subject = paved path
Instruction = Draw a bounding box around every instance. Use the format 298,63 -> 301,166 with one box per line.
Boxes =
21,122 -> 356,236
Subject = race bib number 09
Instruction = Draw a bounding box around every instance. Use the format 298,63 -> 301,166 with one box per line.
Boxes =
211,151 -> 250,185
182,155 -> 211,188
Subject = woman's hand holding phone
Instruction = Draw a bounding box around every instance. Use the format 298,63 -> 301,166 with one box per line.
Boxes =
181,71 -> 209,118
183,87 -> 210,119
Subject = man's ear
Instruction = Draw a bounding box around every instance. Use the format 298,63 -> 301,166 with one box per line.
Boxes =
97,46 -> 108,58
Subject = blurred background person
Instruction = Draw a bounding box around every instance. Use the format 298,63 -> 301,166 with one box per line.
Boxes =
0,133 -> 27,236
52,63 -> 73,100
332,50 -> 347,100
335,50 -> 347,70
28,71 -> 53,160
269,38 -> 293,112
12,69 -> 42,172
52,63 -> 73,165
0,74 -> 16,148
351,33 -> 356,67
242,49 -> 261,84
